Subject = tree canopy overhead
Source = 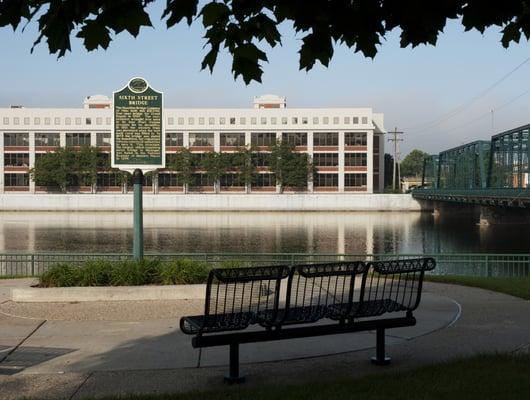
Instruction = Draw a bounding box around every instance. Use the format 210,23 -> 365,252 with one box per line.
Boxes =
1,1 -> 530,84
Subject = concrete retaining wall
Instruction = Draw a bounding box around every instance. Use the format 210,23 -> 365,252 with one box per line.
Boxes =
0,193 -> 426,211
11,284 -> 206,302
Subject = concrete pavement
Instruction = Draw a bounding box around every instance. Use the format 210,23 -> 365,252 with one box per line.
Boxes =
0,282 -> 529,399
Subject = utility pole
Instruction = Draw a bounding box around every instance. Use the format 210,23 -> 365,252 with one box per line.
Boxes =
387,127 -> 404,191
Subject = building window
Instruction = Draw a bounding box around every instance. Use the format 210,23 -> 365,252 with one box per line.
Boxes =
252,153 -> 270,167
345,173 -> 367,187
313,132 -> 338,146
229,117 -> 236,125
192,173 -> 214,186
314,173 -> 338,187
34,117 -> 41,125
54,117 -> 61,125
251,132 -> 276,147
96,117 -> 103,125
292,117 -> 298,124
178,117 -> 185,125
345,132 -> 367,146
353,117 -> 359,124
159,173 -> 183,187
302,117 -> 308,124
86,118 -> 92,125
23,117 -> 30,125
35,133 -> 60,146
281,117 -> 288,125
282,132 -> 307,146
168,117 -> 174,125
4,132 -> 29,146
323,117 -> 329,124
4,153 -> 29,167
2,117 -> 8,125
362,116 -> 368,124
96,132 -> 111,146
44,117 -> 51,125
333,117 -> 339,124
166,132 -> 183,147
97,172 -> 121,187
13,117 -> 19,125
345,153 -> 367,166
220,174 -> 242,187
374,135 -> 380,152
271,117 -> 277,125
313,153 -> 338,167
105,117 -> 111,125
240,117 -> 246,125
66,132 -> 91,146
208,117 -> 215,125
65,117 -> 71,125
251,117 -> 257,125
344,117 -> 350,124
253,173 -> 276,187
4,173 -> 29,186
188,117 -> 194,125
199,117 -> 205,125
189,133 -> 214,147
220,133 -> 245,146
75,117 -> 82,125
313,117 -> 319,124
219,117 -> 226,125
261,117 -> 267,125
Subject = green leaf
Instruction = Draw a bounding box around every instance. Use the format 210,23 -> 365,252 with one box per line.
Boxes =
76,20 -> 111,51
163,0 -> 199,27
201,2 -> 230,27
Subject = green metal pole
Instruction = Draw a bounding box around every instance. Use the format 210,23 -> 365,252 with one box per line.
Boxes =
133,169 -> 144,261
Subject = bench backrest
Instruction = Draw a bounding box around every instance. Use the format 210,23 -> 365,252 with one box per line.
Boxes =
281,261 -> 367,324
360,258 -> 436,316
203,265 -> 290,330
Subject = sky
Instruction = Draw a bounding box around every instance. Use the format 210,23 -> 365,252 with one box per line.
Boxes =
1,3 -> 530,155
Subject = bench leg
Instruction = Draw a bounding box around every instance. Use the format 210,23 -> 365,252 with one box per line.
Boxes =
224,343 -> 245,384
371,328 -> 391,366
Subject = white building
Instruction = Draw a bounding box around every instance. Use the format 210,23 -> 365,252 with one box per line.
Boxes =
0,94 -> 385,194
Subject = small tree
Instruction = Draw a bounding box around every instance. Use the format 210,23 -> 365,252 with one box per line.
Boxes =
232,145 -> 256,193
30,147 -> 74,192
201,152 -> 230,193
169,148 -> 194,193
76,146 -> 99,191
269,141 -> 313,192
401,149 -> 428,178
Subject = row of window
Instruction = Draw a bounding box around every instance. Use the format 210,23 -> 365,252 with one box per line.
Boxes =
3,132 -> 112,147
3,131 -> 370,148
2,117 -> 109,126
2,115 -> 372,128
3,172 -> 367,188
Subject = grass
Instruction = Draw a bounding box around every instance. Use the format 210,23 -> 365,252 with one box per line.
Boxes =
90,353 -> 530,400
426,274 -> 530,300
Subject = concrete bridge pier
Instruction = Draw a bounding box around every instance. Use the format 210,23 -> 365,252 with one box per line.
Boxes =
479,206 -> 530,226
431,201 -> 479,220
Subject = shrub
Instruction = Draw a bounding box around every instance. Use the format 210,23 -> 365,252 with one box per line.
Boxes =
160,259 -> 211,284
76,260 -> 111,286
40,263 -> 80,287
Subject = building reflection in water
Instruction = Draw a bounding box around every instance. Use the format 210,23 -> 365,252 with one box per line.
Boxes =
0,211 -> 529,254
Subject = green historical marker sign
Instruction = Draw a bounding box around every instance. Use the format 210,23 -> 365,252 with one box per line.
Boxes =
112,77 -> 165,170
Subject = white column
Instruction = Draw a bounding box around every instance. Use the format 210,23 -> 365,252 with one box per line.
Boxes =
29,132 -> 35,193
245,131 -> 251,147
276,131 -> 282,193
367,130 -> 374,193
0,133 -> 4,193
214,131 -> 220,152
338,131 -> 345,192
308,131 -> 314,192
378,134 -> 385,192
183,131 -> 190,148
60,132 -> 66,147
90,131 -> 97,147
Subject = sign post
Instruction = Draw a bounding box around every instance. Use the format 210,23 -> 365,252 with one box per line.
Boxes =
112,77 -> 164,260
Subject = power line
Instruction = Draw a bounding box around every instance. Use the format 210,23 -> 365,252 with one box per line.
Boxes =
407,56 -> 530,133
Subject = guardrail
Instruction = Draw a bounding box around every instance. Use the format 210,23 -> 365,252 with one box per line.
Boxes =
1,252 -> 529,278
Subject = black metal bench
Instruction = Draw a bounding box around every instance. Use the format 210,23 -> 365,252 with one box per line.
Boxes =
180,258 -> 436,383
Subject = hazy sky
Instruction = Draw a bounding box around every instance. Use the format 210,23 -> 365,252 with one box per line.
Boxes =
1,3 -> 530,155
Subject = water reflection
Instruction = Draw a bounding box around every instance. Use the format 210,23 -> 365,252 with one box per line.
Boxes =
0,211 -> 529,254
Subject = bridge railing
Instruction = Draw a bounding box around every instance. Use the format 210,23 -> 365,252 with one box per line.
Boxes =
1,252 -> 529,278
412,187 -> 530,198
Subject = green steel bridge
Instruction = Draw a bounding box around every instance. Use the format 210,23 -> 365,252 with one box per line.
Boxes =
413,124 -> 530,208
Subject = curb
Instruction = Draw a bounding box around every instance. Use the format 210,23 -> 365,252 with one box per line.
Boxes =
11,284 -> 207,302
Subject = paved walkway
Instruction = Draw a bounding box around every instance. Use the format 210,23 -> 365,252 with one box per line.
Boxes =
0,281 -> 529,399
